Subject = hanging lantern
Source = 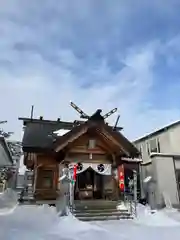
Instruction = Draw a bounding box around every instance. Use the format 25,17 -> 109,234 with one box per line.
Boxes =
118,165 -> 125,191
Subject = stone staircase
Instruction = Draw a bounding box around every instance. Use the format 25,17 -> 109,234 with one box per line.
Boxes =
72,200 -> 134,221
18,186 -> 57,205
18,171 -> 35,204
19,186 -> 35,204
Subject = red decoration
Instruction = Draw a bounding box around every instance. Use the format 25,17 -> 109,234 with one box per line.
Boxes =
118,165 -> 125,191
73,164 -> 77,181
119,182 -> 124,190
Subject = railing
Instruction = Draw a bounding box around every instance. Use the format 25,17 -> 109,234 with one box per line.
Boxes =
124,193 -> 137,218
129,200 -> 137,217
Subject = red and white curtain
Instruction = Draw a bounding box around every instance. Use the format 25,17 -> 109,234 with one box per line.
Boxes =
69,163 -> 111,175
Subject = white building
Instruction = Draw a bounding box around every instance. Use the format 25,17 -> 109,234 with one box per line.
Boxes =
134,120 -> 180,208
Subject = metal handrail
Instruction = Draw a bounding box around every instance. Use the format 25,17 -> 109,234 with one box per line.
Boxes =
130,200 -> 137,217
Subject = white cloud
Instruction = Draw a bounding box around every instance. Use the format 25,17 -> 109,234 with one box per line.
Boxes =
0,0 -> 180,144
0,40 -> 178,143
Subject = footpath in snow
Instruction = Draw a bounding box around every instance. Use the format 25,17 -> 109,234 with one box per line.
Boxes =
0,190 -> 180,239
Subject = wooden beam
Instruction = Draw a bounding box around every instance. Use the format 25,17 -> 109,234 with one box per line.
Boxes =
96,130 -> 123,153
96,134 -> 119,154
65,130 -> 116,156
121,157 -> 142,163
97,129 -> 130,156
55,126 -> 88,152
68,148 -> 105,154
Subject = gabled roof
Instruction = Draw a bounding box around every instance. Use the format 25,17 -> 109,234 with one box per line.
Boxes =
19,118 -> 78,150
54,120 -> 139,158
19,117 -> 123,151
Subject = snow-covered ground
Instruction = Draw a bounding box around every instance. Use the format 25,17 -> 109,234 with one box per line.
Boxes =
0,191 -> 180,239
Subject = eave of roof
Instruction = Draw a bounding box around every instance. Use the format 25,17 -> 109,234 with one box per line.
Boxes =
133,120 -> 180,144
103,124 -> 139,156
19,117 -> 77,128
18,117 -> 123,131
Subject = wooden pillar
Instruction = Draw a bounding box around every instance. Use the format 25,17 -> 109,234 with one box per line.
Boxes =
33,156 -> 38,193
111,167 -> 118,200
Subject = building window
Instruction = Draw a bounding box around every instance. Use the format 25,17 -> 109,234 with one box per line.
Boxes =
88,139 -> 96,149
37,169 -> 54,189
138,145 -> 142,156
147,138 -> 160,154
146,142 -> 150,155
157,140 -> 161,152
176,170 -> 180,197
43,178 -> 52,188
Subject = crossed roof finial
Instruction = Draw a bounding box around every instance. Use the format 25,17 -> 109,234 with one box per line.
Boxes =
70,101 -> 117,121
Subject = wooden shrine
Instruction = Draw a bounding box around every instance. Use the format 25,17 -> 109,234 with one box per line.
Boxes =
19,102 -> 141,203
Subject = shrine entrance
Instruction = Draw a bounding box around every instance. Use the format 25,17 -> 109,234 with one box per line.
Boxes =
74,168 -> 104,200
72,162 -> 112,200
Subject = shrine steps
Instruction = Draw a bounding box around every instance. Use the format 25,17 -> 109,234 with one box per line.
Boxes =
72,200 -> 133,221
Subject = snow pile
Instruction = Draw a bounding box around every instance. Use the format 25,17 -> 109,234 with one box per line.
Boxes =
49,214 -> 106,234
47,214 -> 119,240
54,129 -> 70,136
116,202 -> 128,211
162,207 -> 180,222
1,203 -> 180,239
0,188 -> 18,215
0,205 -> 59,239
135,204 -> 180,226
0,204 -> 117,240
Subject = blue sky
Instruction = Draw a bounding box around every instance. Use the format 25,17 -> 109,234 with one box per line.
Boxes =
1,0 -> 180,140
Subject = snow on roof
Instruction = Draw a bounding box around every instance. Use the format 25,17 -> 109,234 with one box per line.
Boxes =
53,129 -> 70,136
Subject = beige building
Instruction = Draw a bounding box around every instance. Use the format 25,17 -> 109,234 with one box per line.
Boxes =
134,120 -> 180,208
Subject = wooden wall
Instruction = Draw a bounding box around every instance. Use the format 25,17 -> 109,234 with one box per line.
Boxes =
26,131 -> 137,201
33,154 -> 59,200
66,152 -> 111,163
66,133 -> 114,155
64,133 -> 114,164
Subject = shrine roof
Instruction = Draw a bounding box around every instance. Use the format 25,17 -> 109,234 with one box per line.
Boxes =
19,117 -> 123,152
18,117 -> 76,151
53,120 -> 139,158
